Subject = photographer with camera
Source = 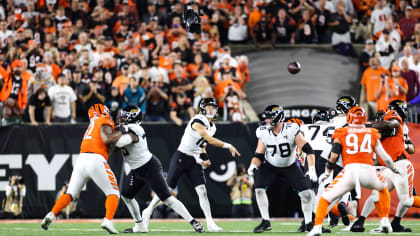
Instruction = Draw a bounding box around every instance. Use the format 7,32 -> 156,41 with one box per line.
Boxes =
56,181 -> 79,219
2,174 -> 26,218
226,163 -> 254,218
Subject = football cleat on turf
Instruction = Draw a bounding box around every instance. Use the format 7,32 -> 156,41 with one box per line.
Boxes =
141,207 -> 153,228
253,219 -> 271,233
101,218 -> 119,234
123,222 -> 148,233
380,217 -> 393,233
350,218 -> 365,232
321,227 -> 331,233
207,222 -> 223,232
307,225 -> 322,236
328,213 -> 338,228
190,219 -> 205,233
304,222 -> 314,232
41,212 -> 56,230
391,222 -> 412,232
337,202 -> 350,226
297,219 -> 305,232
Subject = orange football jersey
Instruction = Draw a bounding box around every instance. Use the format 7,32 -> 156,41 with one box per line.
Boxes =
378,110 -> 407,166
332,126 -> 380,166
80,116 -> 115,160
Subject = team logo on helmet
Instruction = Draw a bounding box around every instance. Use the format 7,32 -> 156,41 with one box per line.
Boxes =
347,106 -> 367,125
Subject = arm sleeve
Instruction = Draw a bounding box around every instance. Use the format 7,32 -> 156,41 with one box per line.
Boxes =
115,134 -> 133,148
375,141 -> 394,169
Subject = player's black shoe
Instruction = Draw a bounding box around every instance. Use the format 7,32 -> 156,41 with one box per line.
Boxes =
190,219 -> 205,233
253,220 -> 271,233
305,222 -> 314,232
350,217 -> 365,232
328,213 -> 338,228
391,222 -> 412,232
297,219 -> 305,232
322,227 -> 331,233
338,202 -> 350,226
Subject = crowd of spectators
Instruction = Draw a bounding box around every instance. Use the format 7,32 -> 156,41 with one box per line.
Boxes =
359,1 -> 420,120
0,0 -> 253,125
1,0 -> 420,124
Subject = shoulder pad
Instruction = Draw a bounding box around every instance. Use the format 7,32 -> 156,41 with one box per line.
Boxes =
127,124 -> 143,136
256,126 -> 267,138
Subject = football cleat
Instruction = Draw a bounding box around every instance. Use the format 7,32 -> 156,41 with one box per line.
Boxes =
337,202 -> 350,226
391,222 -> 412,232
41,212 -> 56,230
350,217 -> 365,232
207,222 -> 223,232
253,219 -> 271,233
190,219 -> 205,233
307,225 -> 322,236
101,218 -> 119,234
380,217 -> 393,233
328,213 -> 338,228
123,222 -> 148,233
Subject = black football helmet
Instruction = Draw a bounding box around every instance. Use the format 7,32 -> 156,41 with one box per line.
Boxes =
118,105 -> 143,124
336,96 -> 357,114
374,110 -> 385,122
313,109 -> 329,123
198,97 -> 218,118
263,105 -> 285,128
327,108 -> 338,120
388,100 -> 409,121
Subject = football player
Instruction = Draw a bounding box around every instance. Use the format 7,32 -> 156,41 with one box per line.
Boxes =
351,100 -> 419,233
318,96 -> 357,227
114,106 -> 205,233
308,106 -> 397,236
41,104 -> 123,234
142,98 -> 240,232
248,105 -> 318,233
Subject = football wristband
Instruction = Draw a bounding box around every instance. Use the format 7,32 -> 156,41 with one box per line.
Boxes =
223,142 -> 232,149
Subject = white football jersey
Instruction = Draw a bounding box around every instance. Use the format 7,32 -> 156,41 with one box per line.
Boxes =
178,114 -> 217,157
256,123 -> 300,168
300,121 -> 331,151
320,115 -> 347,167
121,124 -> 153,170
403,123 -> 409,142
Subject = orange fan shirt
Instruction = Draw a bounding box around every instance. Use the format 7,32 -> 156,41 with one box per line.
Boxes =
378,110 -> 408,166
332,126 -> 380,166
80,116 -> 115,160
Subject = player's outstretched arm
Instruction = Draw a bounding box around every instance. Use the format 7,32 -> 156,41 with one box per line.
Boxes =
192,122 -> 240,157
295,133 -> 317,182
247,139 -> 265,176
375,140 -> 397,172
115,128 -> 139,148
325,139 -> 341,175
405,136 -> 415,154
371,119 -> 400,130
100,125 -> 124,145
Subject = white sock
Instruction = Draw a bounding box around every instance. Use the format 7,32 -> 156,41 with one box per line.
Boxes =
395,202 -> 409,218
147,195 -> 161,211
195,185 -> 214,224
298,190 -> 315,224
361,191 -> 379,217
121,196 -> 142,223
163,196 -> 194,222
255,188 -> 270,220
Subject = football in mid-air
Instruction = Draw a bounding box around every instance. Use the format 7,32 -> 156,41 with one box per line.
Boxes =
288,61 -> 301,74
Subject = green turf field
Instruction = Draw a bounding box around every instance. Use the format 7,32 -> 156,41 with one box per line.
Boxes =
2,220 -> 420,236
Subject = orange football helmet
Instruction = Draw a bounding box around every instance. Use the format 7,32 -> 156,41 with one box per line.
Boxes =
347,106 -> 367,125
287,118 -> 304,127
88,104 -> 110,119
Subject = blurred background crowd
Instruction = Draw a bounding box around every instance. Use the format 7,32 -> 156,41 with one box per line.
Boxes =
0,0 -> 419,124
